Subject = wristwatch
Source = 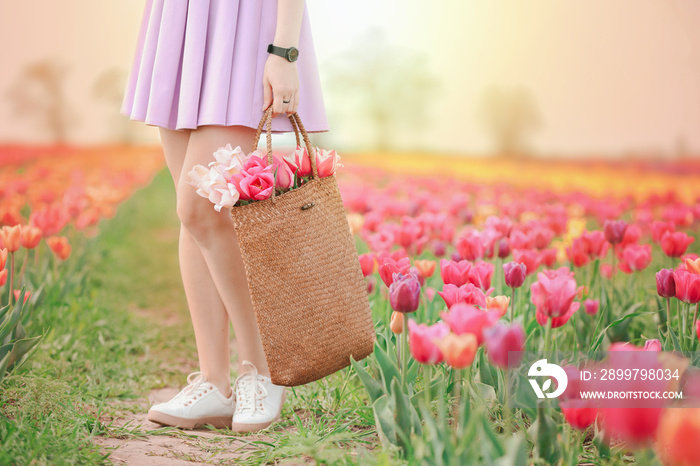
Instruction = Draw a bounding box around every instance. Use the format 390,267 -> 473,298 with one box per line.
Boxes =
267,44 -> 299,62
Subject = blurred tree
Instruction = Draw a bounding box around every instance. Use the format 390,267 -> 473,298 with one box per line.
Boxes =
478,85 -> 543,158
92,67 -> 135,145
322,28 -> 440,151
4,59 -> 78,144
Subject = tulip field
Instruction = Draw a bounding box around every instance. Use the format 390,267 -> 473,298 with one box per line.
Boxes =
2,145 -> 700,465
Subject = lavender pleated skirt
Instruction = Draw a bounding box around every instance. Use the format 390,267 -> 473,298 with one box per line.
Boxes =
120,0 -> 329,133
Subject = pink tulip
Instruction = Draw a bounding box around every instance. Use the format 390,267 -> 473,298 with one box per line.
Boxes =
650,221 -> 676,245
283,146 -> 312,177
313,147 -> 342,177
467,261 -> 494,291
661,231 -> 695,258
618,244 -> 652,274
559,365 -> 598,431
583,299 -> 599,316
437,283 -> 487,309
535,302 -> 579,329
358,253 -> 376,277
673,270 -> 700,304
483,322 -> 525,368
439,303 -> 499,345
581,230 -> 608,259
439,258 -> 471,287
456,230 -> 484,261
503,261 -> 526,288
408,319 -> 449,364
530,267 -> 582,318
432,332 -> 478,369
377,256 -> 411,287
497,237 -> 511,259
566,237 -> 591,268
656,269 -> 676,298
643,339 -> 662,351
271,154 -> 295,190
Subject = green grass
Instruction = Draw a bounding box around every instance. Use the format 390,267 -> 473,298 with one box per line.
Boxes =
0,167 -> 387,465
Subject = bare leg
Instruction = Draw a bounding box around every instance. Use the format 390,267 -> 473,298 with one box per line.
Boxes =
175,125 -> 270,377
159,127 -> 234,397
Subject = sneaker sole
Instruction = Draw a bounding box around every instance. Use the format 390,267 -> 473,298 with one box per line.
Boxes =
147,410 -> 233,430
230,389 -> 287,433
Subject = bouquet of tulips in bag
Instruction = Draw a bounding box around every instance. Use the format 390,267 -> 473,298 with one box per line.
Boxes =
186,143 -> 343,211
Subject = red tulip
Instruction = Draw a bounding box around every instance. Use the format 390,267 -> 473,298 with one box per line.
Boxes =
497,237 -> 511,259
408,319 -> 449,364
12,289 -> 31,304
439,258 -> 472,287
661,231 -> 695,258
533,227 -> 555,250
650,220 -> 676,245
539,248 -> 558,268
673,270 -> 700,304
439,303 -> 499,345
483,322 -> 525,368
0,269 -> 7,287
559,365 -> 598,431
437,283 -> 487,309
503,261 -> 526,288
0,248 -> 6,270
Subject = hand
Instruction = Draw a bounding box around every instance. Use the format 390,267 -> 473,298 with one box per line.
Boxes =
262,54 -> 299,118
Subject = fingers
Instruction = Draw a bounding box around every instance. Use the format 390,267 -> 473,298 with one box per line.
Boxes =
262,78 -> 272,112
272,90 -> 298,118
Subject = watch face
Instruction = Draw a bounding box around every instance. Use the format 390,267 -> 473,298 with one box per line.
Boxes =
287,47 -> 299,62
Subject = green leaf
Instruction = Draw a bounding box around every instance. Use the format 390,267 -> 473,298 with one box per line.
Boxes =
374,342 -> 401,393
481,411 -> 506,458
372,395 -> 397,449
390,377 -> 414,454
496,433 -> 528,466
589,308 -> 650,354
527,402 -> 561,465
350,355 -> 384,403
666,325 -> 682,352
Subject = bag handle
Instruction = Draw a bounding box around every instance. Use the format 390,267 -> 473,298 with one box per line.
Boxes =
251,107 -> 319,202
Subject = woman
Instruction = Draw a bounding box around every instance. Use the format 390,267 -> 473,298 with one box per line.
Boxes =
120,0 -> 328,433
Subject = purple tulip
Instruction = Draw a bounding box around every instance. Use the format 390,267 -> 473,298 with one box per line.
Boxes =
604,219 -> 628,245
389,272 -> 421,313
497,237 -> 511,259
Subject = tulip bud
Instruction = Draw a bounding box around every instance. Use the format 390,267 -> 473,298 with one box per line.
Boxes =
20,225 -> 42,249
366,276 -> 375,294
503,261 -> 526,288
390,311 -> 404,334
656,269 -> 676,298
46,236 -> 71,260
432,241 -> 446,257
13,289 -> 31,304
583,299 -> 599,316
643,339 -> 662,351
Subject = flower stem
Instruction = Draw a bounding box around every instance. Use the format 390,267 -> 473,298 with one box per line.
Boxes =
544,318 -> 553,354
401,323 -> 408,388
7,251 -> 14,305
509,287 -> 515,322
452,368 -> 462,427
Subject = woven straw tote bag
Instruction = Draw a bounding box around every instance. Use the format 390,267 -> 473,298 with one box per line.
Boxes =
229,108 -> 376,387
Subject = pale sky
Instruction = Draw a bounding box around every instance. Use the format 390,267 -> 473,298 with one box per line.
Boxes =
1,0 -> 699,156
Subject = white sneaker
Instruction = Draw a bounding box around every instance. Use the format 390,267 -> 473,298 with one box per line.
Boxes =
230,360 -> 287,433
147,371 -> 235,429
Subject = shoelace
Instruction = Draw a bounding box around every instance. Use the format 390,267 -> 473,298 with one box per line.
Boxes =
234,360 -> 268,414
171,371 -> 214,407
